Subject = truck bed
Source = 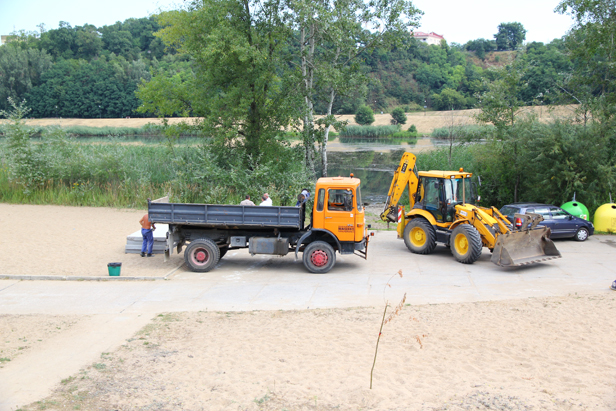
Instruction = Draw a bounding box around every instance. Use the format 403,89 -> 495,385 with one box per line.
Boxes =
148,201 -> 302,230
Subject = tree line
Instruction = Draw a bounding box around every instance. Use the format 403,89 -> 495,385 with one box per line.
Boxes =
1,11 -> 574,120
0,17 -> 176,117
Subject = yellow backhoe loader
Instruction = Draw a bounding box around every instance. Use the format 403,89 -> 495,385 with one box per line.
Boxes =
380,152 -> 561,266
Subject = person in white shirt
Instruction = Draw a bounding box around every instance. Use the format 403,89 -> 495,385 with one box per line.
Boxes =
240,195 -> 255,206
259,193 -> 272,206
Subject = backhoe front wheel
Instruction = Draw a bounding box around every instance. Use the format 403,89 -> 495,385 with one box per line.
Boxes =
403,218 -> 437,254
450,224 -> 482,264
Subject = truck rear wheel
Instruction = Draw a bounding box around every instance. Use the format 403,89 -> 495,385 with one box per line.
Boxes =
403,218 -> 437,254
450,224 -> 482,264
303,241 -> 336,274
184,238 -> 220,272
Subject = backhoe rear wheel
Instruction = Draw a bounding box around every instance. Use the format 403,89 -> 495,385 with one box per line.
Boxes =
403,218 -> 437,254
450,224 -> 482,264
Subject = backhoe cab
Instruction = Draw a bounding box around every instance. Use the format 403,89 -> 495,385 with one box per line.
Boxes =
381,152 -> 561,267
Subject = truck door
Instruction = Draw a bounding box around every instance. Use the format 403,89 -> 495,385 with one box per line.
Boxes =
323,188 -> 356,242
354,185 -> 366,242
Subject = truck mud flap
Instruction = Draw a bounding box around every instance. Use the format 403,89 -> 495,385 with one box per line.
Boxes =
491,226 -> 561,267
355,238 -> 368,260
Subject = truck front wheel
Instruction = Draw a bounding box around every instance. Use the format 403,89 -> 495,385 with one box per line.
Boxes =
303,241 -> 336,274
184,238 -> 220,272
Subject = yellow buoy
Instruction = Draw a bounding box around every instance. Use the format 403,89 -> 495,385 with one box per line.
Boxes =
593,203 -> 616,233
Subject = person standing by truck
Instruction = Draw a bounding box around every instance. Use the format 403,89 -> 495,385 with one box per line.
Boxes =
139,213 -> 156,257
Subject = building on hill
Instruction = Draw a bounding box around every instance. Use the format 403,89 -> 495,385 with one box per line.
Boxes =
413,31 -> 445,46
0,35 -> 8,46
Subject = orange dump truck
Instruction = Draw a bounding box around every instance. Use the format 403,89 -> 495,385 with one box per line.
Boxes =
149,176 -> 371,273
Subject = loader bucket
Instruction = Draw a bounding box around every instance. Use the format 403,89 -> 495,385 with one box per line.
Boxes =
491,226 -> 561,267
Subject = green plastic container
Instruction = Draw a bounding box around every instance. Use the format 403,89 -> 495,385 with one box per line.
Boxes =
561,201 -> 589,220
107,262 -> 122,276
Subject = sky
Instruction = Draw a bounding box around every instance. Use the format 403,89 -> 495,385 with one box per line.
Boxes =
412,0 -> 574,44
0,0 -> 575,45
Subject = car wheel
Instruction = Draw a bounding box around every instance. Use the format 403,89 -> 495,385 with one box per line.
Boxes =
574,227 -> 589,242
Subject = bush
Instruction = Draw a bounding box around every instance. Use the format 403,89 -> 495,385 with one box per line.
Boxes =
409,125 -> 417,134
355,105 -> 375,125
390,107 -> 407,125
403,102 -> 423,112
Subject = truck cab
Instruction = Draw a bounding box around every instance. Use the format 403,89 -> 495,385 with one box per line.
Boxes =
293,176 -> 369,273
312,176 -> 366,243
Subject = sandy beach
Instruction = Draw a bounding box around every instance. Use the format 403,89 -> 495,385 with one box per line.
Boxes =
2,294 -> 614,411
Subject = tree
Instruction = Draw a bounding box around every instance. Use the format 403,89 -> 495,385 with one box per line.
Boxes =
355,105 -> 375,125
142,0 -> 299,163
391,107 -> 407,125
27,57 -> 146,118
289,0 -> 421,176
475,56 -> 529,202
0,45 -> 52,111
556,0 -> 616,126
464,38 -> 496,60
494,22 -> 526,51
38,21 -> 79,59
431,88 -> 467,110
74,24 -> 103,59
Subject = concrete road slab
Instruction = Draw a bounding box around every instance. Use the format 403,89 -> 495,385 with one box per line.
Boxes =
1,232 -> 614,315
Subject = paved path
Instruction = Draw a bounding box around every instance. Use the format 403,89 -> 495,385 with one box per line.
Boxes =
2,232 -> 615,315
1,231 -> 615,410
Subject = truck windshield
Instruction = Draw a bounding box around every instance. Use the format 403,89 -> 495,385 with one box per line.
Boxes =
444,178 -> 475,205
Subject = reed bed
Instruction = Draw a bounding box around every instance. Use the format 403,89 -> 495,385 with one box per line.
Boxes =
430,124 -> 494,139
339,125 -> 417,144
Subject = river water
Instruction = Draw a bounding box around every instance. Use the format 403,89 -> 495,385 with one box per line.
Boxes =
326,137 -> 449,203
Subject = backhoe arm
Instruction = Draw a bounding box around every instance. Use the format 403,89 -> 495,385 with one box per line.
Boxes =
380,152 -> 419,223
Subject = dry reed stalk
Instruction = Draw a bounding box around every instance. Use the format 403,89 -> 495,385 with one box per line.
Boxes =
371,268 -> 407,389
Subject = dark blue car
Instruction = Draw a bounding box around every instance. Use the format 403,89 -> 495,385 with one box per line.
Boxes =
500,203 -> 594,241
